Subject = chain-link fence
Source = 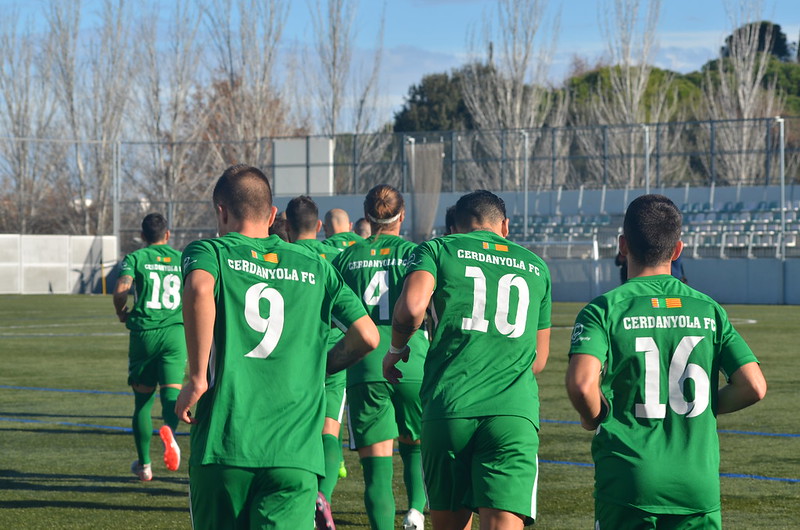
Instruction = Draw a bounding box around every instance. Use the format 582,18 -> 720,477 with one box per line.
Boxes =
0,117 -> 797,254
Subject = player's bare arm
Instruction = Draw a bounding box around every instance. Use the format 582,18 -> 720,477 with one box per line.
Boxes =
326,315 -> 380,376
384,270 -> 434,384
112,275 -> 133,322
175,269 -> 216,424
532,328 -> 551,374
566,353 -> 608,431
717,361 -> 767,414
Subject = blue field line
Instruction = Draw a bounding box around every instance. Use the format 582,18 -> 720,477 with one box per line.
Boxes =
541,459 -> 799,483
0,415 -> 188,436
4,386 -> 799,440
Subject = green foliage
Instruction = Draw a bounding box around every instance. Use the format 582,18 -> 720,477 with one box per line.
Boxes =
1,296 -> 799,528
393,70 -> 474,132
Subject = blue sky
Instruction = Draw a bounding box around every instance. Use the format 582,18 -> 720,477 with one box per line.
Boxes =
2,0 -> 798,123
280,0 -> 799,114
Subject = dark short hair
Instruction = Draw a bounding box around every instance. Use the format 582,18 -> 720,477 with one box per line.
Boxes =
212,164 -> 273,222
141,213 -> 168,244
285,195 -> 319,234
453,190 -> 506,231
623,194 -> 682,267
444,205 -> 456,235
269,216 -> 290,242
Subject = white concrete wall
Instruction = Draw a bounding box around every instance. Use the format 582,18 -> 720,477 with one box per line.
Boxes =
0,235 -> 118,294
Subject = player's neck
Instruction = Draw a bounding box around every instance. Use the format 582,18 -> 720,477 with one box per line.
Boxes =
225,220 -> 270,239
295,231 -> 319,241
627,261 -> 673,280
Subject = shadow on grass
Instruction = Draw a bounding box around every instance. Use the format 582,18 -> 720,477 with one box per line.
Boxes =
0,469 -> 187,497
0,411 -> 129,420
0,499 -> 187,512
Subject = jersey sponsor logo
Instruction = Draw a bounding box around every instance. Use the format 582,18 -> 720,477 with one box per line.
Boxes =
250,250 -> 279,263
482,242 -> 509,252
651,297 -> 682,309
571,323 -> 589,344
456,248 -> 540,275
227,259 -> 316,284
183,256 -> 197,269
623,314 -> 703,330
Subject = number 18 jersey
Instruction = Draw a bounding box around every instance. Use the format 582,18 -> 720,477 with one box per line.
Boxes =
182,232 -> 367,474
119,244 -> 183,331
568,274 -> 759,514
407,230 -> 551,425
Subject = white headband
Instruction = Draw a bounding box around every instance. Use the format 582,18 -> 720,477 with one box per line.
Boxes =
367,212 -> 402,225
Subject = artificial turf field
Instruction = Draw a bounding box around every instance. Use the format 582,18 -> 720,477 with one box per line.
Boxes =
0,295 -> 797,529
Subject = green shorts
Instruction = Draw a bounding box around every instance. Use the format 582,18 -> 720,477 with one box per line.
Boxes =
324,370 -> 347,422
595,499 -> 722,530
127,324 -> 187,387
346,381 -> 422,449
189,463 -> 317,530
422,415 -> 539,520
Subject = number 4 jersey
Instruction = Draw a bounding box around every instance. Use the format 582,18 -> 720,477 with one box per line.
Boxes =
407,230 -> 551,426
119,244 -> 183,331
181,232 -> 367,474
568,274 -> 759,514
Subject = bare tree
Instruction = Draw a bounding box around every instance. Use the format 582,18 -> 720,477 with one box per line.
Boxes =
460,0 -> 560,190
570,0 -> 688,188
46,0 -> 134,235
698,0 -> 784,185
202,0 -> 298,168
0,10 -> 59,233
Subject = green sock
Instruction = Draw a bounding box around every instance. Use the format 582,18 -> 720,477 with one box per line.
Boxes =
399,442 -> 426,512
319,433 -> 342,500
159,387 -> 180,432
361,456 -> 395,530
132,390 -> 156,465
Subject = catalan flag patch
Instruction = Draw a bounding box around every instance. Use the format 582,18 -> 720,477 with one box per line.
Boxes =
651,297 -> 682,309
263,253 -> 279,263
482,242 -> 509,252
319,253 -> 327,259
380,248 -> 391,255
163,256 -> 172,263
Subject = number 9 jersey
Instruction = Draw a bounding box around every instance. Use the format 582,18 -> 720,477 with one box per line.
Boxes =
568,274 -> 759,514
407,230 -> 551,426
181,232 -> 367,475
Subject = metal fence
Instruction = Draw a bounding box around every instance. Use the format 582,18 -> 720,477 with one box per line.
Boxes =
0,117 -> 797,255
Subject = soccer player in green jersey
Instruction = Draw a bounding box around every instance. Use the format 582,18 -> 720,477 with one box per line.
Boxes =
386,190 -> 552,530
323,208 -> 365,251
175,165 -> 380,530
566,194 -> 767,529
332,185 -> 428,530
112,213 -> 185,481
285,195 -> 348,520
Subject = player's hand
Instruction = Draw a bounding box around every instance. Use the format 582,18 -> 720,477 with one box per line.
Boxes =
175,380 -> 206,424
581,393 -> 610,431
383,347 -> 409,384
116,307 -> 129,323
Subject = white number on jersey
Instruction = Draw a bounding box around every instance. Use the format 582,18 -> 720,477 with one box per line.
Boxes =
363,270 -> 390,321
243,282 -> 285,359
634,336 -> 709,419
461,266 -> 530,338
145,272 -> 181,310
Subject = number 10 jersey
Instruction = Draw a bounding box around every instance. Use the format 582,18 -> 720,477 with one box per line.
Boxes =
568,274 -> 759,514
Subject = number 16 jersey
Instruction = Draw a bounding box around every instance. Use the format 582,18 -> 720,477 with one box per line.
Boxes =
182,232 -> 367,475
407,230 -> 551,426
568,274 -> 759,514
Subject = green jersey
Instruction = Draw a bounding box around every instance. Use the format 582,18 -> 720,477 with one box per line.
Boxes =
332,234 -> 428,385
407,231 -> 551,425
568,275 -> 759,514
293,238 -> 345,347
119,244 -> 183,331
324,232 -> 364,252
182,232 -> 367,474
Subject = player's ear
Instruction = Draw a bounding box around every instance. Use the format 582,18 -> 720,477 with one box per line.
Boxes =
501,218 -> 510,238
315,219 -> 323,234
399,209 -> 406,223
267,205 -> 278,228
671,240 -> 684,261
164,229 -> 171,243
618,234 -> 628,256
